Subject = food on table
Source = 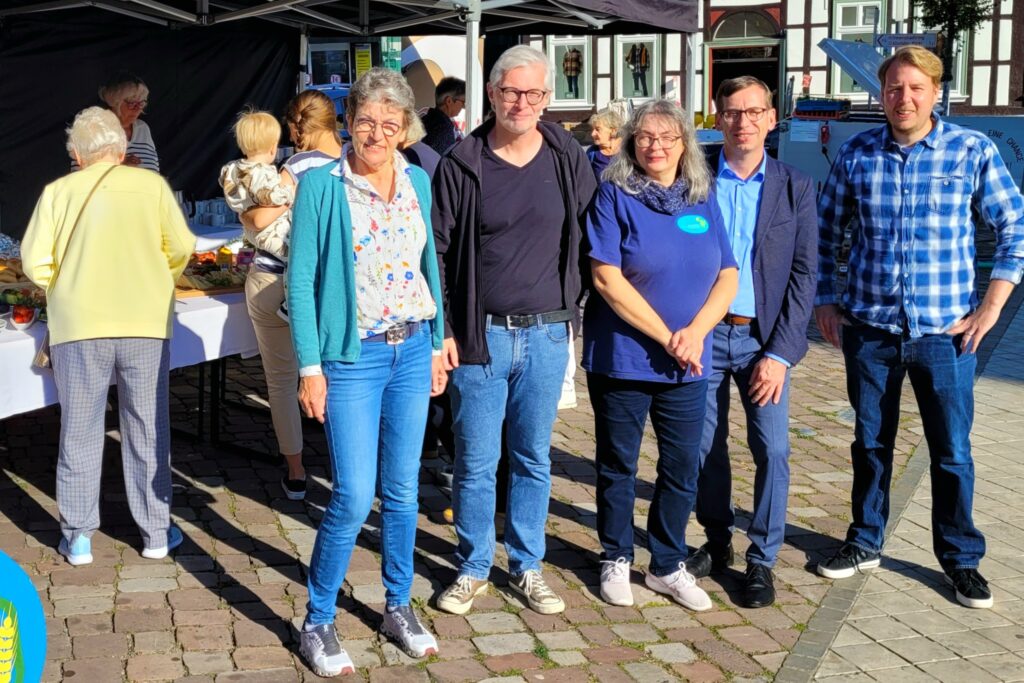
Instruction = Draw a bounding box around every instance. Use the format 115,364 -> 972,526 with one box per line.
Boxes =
0,258 -> 27,284
12,305 -> 34,324
175,254 -> 247,292
1,285 -> 46,308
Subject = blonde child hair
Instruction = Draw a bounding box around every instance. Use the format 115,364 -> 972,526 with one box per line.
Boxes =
233,110 -> 281,157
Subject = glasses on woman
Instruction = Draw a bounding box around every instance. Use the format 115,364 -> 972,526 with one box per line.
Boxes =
496,87 -> 548,105
634,134 -> 682,149
719,107 -> 768,123
352,118 -> 403,137
124,99 -> 148,109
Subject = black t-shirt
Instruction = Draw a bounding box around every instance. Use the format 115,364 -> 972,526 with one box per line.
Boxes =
479,140 -> 567,316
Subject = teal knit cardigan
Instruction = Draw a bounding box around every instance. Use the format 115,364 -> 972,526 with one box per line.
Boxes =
286,161 -> 445,368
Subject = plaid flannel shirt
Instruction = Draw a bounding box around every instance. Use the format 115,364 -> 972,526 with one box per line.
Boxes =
816,117 -> 1024,337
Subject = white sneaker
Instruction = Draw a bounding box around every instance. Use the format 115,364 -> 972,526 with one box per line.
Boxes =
645,563 -> 712,611
142,525 -> 183,560
600,558 -> 634,606
300,623 -> 355,677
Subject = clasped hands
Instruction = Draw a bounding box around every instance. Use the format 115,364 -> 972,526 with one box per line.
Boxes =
664,326 -> 704,376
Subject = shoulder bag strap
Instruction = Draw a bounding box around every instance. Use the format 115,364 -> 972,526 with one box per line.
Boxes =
50,164 -> 117,290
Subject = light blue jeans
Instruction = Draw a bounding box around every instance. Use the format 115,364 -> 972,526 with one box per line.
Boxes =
449,319 -> 569,579
304,326 -> 432,626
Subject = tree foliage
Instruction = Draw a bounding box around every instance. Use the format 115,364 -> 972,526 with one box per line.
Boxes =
918,0 -> 992,82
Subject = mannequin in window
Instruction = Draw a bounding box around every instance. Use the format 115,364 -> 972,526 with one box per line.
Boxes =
562,46 -> 583,98
625,43 -> 650,97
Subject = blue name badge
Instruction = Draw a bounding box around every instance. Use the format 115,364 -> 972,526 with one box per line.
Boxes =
676,214 -> 709,234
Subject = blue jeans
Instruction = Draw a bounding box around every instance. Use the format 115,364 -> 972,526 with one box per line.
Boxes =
697,323 -> 791,567
842,323 -> 985,570
588,372 -> 707,576
305,326 -> 432,625
449,319 -> 569,578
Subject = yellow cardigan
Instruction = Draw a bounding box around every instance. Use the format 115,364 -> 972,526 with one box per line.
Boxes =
21,162 -> 196,345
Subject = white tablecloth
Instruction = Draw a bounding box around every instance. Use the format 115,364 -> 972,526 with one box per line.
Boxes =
189,222 -> 244,252
0,293 -> 258,420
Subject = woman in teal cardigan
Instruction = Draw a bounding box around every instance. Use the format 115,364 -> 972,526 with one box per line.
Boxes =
287,68 -> 447,678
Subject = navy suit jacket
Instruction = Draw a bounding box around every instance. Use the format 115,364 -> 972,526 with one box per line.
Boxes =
712,154 -> 818,366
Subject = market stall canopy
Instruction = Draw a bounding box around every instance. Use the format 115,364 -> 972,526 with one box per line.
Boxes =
0,0 -> 698,34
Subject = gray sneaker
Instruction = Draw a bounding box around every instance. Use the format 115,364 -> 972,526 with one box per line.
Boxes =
436,575 -> 489,615
299,623 -> 355,677
509,570 -> 565,614
381,605 -> 439,658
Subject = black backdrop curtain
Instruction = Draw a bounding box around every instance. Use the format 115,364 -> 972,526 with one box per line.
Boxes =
0,12 -> 299,239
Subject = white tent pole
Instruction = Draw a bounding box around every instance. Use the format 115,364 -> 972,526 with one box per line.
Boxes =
465,0 -> 483,132
685,32 -> 696,113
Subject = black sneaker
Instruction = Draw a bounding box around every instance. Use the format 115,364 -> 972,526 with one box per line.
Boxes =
281,476 -> 307,501
685,542 -> 734,579
817,543 -> 881,579
945,568 -> 993,609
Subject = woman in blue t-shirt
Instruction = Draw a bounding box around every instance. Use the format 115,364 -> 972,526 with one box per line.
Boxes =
582,99 -> 738,612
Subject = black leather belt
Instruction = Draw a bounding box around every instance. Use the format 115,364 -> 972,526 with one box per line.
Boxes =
487,310 -> 573,329
364,321 -> 422,344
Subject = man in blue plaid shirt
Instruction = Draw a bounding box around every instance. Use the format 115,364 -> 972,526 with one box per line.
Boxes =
814,46 -> 1024,609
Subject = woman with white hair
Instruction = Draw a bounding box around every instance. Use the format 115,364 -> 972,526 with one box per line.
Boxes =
583,99 -> 738,611
288,67 -> 447,676
587,106 -> 626,178
98,72 -> 159,171
21,106 -> 196,567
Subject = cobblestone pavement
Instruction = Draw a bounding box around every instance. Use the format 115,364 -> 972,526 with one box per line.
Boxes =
805,299 -> 1024,683
0,293 -> 1019,682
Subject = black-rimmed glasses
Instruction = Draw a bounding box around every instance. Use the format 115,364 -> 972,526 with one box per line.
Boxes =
496,87 -> 548,105
719,107 -> 769,123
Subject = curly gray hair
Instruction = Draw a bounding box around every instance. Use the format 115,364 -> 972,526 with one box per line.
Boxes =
66,106 -> 127,164
346,67 -> 419,133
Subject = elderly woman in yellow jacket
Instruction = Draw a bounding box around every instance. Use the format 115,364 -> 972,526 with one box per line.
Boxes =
21,106 -> 196,566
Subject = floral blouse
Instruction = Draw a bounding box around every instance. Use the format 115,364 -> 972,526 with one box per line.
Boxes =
333,146 -> 437,338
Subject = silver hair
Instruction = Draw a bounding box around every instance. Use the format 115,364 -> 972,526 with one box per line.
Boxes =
603,99 -> 711,204
589,107 -> 627,139
346,67 -> 419,132
489,45 -> 554,91
405,111 -> 426,145
66,106 -> 127,164
98,74 -> 149,112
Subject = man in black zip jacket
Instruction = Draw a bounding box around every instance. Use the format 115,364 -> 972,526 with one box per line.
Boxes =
432,45 -> 598,616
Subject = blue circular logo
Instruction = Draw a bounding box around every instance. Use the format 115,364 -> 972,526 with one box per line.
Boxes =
0,551 -> 47,683
676,214 -> 709,234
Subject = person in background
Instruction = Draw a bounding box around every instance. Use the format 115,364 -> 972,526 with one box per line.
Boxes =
22,107 -> 195,566
240,90 -> 343,501
587,107 -> 626,179
689,76 -> 817,610
289,68 -> 447,677
401,114 -> 442,179
815,46 -> 1024,609
583,99 -> 738,611
420,76 -> 466,155
220,110 -> 294,267
98,72 -> 159,171
433,45 -> 597,616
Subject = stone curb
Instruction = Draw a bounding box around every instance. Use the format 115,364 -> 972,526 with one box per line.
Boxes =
773,285 -> 1024,683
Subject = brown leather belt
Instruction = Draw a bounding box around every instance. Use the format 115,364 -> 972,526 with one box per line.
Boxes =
722,313 -> 755,326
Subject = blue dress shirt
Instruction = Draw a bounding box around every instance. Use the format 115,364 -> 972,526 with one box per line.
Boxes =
715,150 -> 791,367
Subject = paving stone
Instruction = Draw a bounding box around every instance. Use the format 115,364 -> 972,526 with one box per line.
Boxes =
645,642 -> 696,664
537,630 -> 589,650
369,666 -> 429,682
232,618 -> 291,647
879,636 -> 959,664
622,662 -> 680,682
590,663 -> 635,683
484,653 -> 544,673
549,650 -> 588,666
473,632 -> 537,655
432,615 -> 473,638
118,577 -> 178,593
182,651 -> 234,675
466,611 -> 527,634
232,646 -> 294,670
583,646 -> 645,664
669,661 -> 726,682
967,652 -> 1024,680
52,596 -> 113,616
61,657 -> 126,681
341,638 -> 382,668
126,653 -> 187,681
66,613 -> 113,636
693,639 -> 763,676
176,625 -> 234,651
72,632 -> 129,659
831,642 -> 911,671
133,630 -> 177,653
426,658 -> 493,682
214,668 -> 300,682
717,625 -> 781,654
115,607 -> 173,633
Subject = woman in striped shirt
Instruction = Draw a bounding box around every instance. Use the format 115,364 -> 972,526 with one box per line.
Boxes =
98,72 -> 159,172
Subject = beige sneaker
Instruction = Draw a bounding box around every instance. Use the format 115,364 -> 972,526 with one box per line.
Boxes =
436,575 -> 489,615
509,570 -> 565,614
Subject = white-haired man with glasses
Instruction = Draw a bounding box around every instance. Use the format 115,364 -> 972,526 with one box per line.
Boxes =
432,45 -> 598,616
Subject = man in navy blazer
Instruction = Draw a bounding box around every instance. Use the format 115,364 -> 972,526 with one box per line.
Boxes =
687,76 -> 818,608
